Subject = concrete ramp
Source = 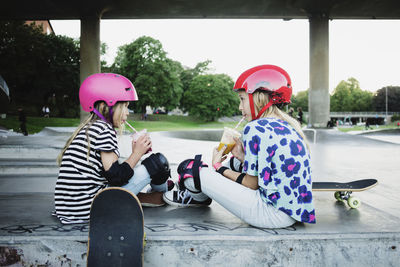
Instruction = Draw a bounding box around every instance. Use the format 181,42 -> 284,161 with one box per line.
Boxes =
0,193 -> 399,266
0,128 -> 399,266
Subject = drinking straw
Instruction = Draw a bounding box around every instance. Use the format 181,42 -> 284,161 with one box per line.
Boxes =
125,121 -> 138,133
234,117 -> 245,129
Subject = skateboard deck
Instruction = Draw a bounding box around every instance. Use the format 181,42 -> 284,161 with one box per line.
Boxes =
312,179 -> 378,192
87,187 -> 144,267
312,179 -> 378,208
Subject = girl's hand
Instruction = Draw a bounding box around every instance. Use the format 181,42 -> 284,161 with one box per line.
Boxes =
231,137 -> 245,163
212,145 -> 227,166
132,134 -> 152,156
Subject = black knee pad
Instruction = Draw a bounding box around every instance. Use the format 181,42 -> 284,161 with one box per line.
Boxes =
177,154 -> 207,192
142,153 -> 171,185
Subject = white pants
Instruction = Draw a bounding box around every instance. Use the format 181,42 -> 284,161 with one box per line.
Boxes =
122,165 -> 167,195
186,158 -> 295,228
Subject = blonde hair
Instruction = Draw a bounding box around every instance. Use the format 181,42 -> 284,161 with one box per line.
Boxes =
56,101 -> 127,165
252,91 -> 309,149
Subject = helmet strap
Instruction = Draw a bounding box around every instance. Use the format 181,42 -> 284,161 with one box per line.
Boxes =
255,101 -> 273,120
248,94 -> 257,121
92,108 -> 108,123
248,93 -> 273,121
109,107 -> 114,125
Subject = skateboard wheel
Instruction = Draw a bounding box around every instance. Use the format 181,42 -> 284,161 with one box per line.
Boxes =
347,196 -> 361,209
334,191 -> 341,201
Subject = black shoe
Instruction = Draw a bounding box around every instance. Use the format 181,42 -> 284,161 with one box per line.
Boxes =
163,189 -> 212,207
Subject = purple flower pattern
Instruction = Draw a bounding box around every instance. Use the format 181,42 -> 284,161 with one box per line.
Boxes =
243,118 -> 315,224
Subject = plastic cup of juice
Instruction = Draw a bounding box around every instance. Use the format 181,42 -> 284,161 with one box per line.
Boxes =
217,127 -> 241,155
132,129 -> 152,153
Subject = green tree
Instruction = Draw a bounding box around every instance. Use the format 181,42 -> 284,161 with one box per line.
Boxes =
182,74 -> 238,121
0,20 -> 80,116
290,89 -> 308,112
100,42 -> 112,72
112,36 -> 182,113
330,78 -> 373,112
163,58 -> 185,111
374,86 -> 400,112
180,60 -> 211,92
179,60 -> 211,109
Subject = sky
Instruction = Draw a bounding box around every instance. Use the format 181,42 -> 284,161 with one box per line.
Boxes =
50,19 -> 400,95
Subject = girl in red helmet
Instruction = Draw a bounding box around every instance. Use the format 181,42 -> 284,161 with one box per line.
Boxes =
54,73 -> 172,224
164,65 -> 315,228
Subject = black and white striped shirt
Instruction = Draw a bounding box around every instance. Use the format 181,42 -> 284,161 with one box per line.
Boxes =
54,120 -> 119,224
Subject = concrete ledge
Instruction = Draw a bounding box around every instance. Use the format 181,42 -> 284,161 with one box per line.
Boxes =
1,193 -> 400,266
144,235 -> 399,266
1,232 -> 399,266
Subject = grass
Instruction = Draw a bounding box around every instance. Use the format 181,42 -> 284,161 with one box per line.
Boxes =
127,120 -> 238,132
0,115 -> 80,134
0,114 -> 242,134
337,123 -> 399,133
128,114 -> 240,132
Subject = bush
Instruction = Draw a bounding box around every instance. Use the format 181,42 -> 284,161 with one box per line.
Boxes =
392,114 -> 400,121
182,74 -> 238,121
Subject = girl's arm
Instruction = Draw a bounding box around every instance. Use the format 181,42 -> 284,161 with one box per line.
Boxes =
101,151 -> 119,171
212,146 -> 259,190
219,168 -> 259,190
231,137 -> 245,163
101,133 -> 152,171
100,134 -> 152,186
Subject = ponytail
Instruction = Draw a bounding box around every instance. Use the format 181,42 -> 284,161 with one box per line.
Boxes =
252,91 -> 309,150
57,101 -> 129,166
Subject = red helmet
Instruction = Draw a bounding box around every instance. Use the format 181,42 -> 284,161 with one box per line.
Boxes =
233,65 -> 292,120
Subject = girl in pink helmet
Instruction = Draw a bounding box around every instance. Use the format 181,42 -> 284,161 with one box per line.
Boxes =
54,73 -> 172,224
164,65 -> 315,228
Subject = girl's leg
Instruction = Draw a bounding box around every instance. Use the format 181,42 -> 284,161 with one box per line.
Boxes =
122,165 -> 167,195
186,168 -> 295,228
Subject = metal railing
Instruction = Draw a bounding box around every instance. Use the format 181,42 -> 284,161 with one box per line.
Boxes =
330,112 -> 399,116
304,112 -> 400,118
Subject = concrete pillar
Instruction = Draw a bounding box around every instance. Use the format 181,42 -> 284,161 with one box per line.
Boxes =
308,15 -> 330,128
80,16 -> 101,121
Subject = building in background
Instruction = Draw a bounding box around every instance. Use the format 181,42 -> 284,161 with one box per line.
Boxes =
25,20 -> 54,34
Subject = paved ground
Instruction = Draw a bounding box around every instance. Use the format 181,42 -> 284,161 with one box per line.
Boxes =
0,126 -> 399,266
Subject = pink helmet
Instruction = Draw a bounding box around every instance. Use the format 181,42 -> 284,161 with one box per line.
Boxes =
79,73 -> 138,112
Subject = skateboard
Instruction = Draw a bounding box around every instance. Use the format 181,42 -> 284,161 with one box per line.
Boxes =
312,179 -> 378,209
87,187 -> 144,267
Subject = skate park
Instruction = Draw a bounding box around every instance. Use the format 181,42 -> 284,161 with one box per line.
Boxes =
2,0 -> 400,265
0,126 -> 399,266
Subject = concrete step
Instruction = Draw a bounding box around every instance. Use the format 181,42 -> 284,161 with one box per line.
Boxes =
0,146 -> 61,159
0,175 -> 56,193
0,159 -> 58,175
